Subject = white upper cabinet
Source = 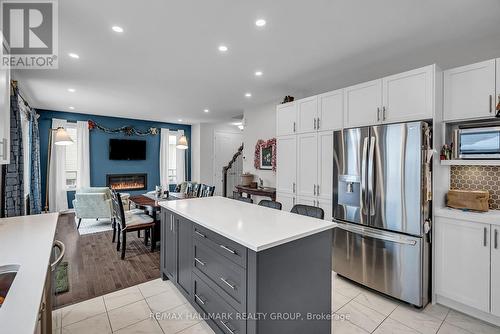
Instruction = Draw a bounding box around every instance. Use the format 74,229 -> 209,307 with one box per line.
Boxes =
382,65 -> 434,123
444,59 -> 496,121
317,131 -> 333,200
0,67 -> 10,165
435,217 -> 491,313
318,89 -> 343,131
276,135 -> 297,194
344,79 -> 382,128
276,102 -> 297,136
297,96 -> 318,134
492,225 -> 500,317
297,133 -> 318,198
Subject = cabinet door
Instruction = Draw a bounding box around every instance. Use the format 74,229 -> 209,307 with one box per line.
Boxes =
0,67 -> 10,165
444,59 -> 496,121
382,65 -> 434,123
276,102 -> 297,136
297,133 -> 318,198
177,217 -> 192,297
492,226 -> 500,317
318,89 -> 343,131
344,79 -> 382,128
497,58 -> 500,114
296,196 -> 316,207
297,96 -> 318,134
317,198 -> 332,221
435,217 -> 490,312
317,131 -> 333,200
276,135 -> 297,194
165,213 -> 178,281
277,192 -> 295,212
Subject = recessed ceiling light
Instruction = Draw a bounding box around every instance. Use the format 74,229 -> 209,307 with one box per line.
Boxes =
67,88 -> 75,93
245,93 -> 252,98
204,109 -> 209,113
218,45 -> 228,52
255,71 -> 263,76
255,19 -> 266,27
68,53 -> 79,59
178,119 -> 183,122
68,106 -> 75,110
112,26 -> 124,33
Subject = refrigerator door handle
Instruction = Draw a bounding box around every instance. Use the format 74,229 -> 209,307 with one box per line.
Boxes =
368,136 -> 376,216
360,137 -> 369,215
336,223 -> 417,246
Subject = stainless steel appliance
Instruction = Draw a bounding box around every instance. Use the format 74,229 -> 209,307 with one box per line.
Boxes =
454,126 -> 500,159
332,121 -> 432,307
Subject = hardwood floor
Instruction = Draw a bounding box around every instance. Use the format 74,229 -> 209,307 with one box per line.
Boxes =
54,213 -> 160,309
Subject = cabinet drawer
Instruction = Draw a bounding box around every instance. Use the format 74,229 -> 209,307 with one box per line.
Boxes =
194,239 -> 246,311
193,273 -> 246,334
193,224 -> 247,268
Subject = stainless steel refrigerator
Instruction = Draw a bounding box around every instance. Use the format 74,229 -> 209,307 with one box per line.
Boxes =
332,121 -> 432,307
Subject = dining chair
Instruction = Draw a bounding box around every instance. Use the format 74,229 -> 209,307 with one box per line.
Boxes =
290,204 -> 324,220
236,196 -> 253,204
258,199 -> 282,210
192,183 -> 201,197
199,184 -> 215,197
111,190 -> 155,259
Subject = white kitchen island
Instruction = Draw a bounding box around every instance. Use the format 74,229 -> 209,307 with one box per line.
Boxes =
0,213 -> 59,334
160,196 -> 336,334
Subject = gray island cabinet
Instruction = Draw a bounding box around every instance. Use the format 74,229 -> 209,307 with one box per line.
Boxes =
159,197 -> 336,334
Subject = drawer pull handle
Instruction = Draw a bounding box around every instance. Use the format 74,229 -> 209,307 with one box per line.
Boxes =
219,277 -> 236,290
220,321 -> 237,334
195,230 -> 206,238
219,244 -> 236,254
194,257 -> 206,266
194,294 -> 206,305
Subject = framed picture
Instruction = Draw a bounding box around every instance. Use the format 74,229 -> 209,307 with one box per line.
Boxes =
254,138 -> 276,171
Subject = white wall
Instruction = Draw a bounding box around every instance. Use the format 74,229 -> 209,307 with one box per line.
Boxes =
242,102 -> 277,188
191,123 -> 200,181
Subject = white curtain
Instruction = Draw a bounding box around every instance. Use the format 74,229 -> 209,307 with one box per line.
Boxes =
76,121 -> 90,189
176,130 -> 186,183
48,119 -> 68,212
159,128 -> 170,188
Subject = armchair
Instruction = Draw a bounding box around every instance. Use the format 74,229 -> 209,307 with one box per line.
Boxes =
72,187 -> 113,229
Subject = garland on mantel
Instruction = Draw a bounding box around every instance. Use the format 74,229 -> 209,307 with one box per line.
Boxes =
254,138 -> 277,171
87,120 -> 158,136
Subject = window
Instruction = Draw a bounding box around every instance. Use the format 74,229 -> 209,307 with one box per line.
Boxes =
65,124 -> 78,189
168,135 -> 177,183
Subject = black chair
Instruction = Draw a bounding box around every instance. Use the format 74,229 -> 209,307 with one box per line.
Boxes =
192,183 -> 201,197
236,196 -> 253,204
199,184 -> 215,197
290,204 -> 324,220
111,190 -> 155,259
258,199 -> 282,210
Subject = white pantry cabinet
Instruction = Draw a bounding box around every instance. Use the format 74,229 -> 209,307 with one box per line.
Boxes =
297,133 -> 318,198
492,225 -> 500,317
435,217 -> 491,313
382,65 -> 434,123
297,96 -> 318,134
0,66 -> 10,165
276,135 -> 296,195
276,102 -> 297,136
317,131 -> 333,200
295,196 -> 332,221
497,58 -> 500,116
276,192 -> 295,212
444,59 -> 496,121
344,79 -> 382,128
317,89 -> 343,131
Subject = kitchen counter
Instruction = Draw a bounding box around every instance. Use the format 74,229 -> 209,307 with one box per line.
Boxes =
435,207 -> 500,226
159,196 -> 336,251
0,213 -> 59,334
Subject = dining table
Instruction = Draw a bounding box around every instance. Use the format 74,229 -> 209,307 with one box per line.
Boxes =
128,192 -> 197,250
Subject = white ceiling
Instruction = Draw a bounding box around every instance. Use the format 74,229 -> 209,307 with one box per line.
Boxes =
13,0 -> 500,124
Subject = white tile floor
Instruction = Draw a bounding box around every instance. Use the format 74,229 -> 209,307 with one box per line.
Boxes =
52,273 -> 500,334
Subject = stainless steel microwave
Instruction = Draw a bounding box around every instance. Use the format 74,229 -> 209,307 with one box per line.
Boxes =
456,126 -> 500,159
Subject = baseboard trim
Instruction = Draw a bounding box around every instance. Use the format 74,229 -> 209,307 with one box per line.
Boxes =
436,294 -> 500,327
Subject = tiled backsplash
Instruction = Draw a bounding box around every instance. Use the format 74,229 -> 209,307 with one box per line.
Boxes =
450,166 -> 500,209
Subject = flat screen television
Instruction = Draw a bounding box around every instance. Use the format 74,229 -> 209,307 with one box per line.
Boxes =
109,139 -> 146,160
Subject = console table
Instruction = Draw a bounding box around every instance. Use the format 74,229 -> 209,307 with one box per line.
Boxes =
235,185 -> 276,201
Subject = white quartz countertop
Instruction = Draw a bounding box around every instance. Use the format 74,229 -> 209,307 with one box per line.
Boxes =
0,213 -> 59,334
435,207 -> 500,226
160,196 -> 336,251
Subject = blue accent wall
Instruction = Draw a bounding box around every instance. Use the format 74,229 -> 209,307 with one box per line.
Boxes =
37,109 -> 191,209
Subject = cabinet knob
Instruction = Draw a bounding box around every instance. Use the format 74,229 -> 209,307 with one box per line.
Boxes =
0,138 -> 7,161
